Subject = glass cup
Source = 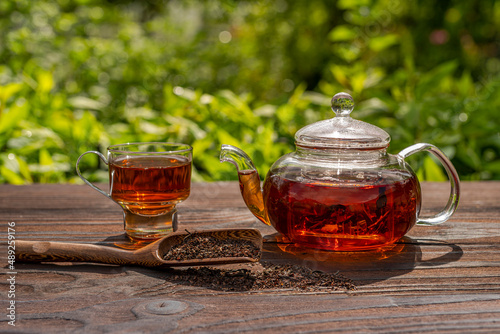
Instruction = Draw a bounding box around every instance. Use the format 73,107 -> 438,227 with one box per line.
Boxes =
76,142 -> 192,240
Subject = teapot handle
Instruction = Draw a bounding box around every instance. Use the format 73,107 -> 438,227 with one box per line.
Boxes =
398,143 -> 460,226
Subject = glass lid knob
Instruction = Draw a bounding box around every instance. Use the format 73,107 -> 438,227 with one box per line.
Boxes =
331,92 -> 354,117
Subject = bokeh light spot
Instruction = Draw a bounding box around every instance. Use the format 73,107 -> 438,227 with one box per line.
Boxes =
219,31 -> 232,43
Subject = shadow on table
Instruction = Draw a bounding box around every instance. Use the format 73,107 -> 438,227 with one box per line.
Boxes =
14,232 -> 463,290
261,234 -> 464,286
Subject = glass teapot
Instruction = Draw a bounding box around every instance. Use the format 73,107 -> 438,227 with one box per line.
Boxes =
220,92 -> 460,251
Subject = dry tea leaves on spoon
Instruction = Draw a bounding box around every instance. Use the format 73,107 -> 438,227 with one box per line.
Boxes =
163,232 -> 261,261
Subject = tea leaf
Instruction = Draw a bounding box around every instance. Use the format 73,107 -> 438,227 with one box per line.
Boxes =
36,71 -> 54,94
40,149 -> 53,166
17,156 -> 33,183
368,34 -> 399,52
415,60 -> 459,99
0,102 -> 28,134
337,0 -> 370,9
328,25 -> 358,42
418,155 -> 448,182
0,83 -> 23,104
0,166 -> 25,185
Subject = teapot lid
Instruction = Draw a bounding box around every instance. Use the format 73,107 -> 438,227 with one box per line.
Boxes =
295,92 -> 390,149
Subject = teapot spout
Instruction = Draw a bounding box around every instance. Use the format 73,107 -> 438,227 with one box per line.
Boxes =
220,145 -> 270,226
220,144 -> 258,173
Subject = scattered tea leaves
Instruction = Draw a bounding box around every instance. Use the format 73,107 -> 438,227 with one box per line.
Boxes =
169,262 -> 356,292
161,231 -> 354,292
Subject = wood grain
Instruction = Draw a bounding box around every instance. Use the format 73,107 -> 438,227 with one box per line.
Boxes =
1,181 -> 499,333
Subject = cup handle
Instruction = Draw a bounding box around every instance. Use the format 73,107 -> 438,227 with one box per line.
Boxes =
76,151 -> 110,199
398,143 -> 460,226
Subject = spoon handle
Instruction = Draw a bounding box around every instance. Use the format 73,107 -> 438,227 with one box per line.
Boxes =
15,240 -> 139,266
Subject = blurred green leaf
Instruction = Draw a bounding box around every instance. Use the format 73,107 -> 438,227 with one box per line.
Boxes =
415,60 -> 459,99
40,149 -> 53,166
0,83 -> 23,103
416,155 -> 448,182
328,25 -> 358,42
0,100 -> 28,134
36,71 -> 54,94
0,166 -> 25,185
368,34 -> 399,52
337,0 -> 371,9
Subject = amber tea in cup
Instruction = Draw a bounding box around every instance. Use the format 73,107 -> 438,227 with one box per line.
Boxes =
76,142 -> 192,240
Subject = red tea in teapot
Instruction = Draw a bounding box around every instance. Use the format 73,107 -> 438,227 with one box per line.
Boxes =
262,169 -> 421,251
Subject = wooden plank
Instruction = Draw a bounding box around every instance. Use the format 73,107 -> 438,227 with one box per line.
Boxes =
0,181 -> 499,332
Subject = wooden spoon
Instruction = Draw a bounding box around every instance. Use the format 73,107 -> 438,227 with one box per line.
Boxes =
15,228 -> 262,267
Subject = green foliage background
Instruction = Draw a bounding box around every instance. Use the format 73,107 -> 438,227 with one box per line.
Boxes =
1,0 -> 499,184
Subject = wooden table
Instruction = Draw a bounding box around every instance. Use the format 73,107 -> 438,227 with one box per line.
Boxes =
1,182 -> 499,333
